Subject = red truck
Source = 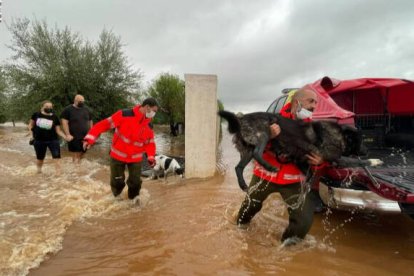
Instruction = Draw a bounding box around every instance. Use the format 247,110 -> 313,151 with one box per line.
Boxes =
267,77 -> 414,219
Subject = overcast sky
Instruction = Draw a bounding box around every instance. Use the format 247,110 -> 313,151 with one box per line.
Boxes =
1,0 -> 414,112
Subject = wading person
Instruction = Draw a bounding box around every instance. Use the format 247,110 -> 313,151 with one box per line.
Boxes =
82,98 -> 158,200
29,101 -> 70,173
61,94 -> 93,163
234,88 -> 324,246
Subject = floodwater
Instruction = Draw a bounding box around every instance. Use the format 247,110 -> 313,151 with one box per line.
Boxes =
0,124 -> 413,276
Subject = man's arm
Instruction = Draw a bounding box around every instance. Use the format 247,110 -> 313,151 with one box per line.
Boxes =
144,129 -> 156,167
83,110 -> 122,147
55,125 -> 69,141
61,119 -> 74,141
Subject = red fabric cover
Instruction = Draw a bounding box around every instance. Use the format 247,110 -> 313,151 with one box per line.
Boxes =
300,83 -> 355,124
311,77 -> 414,115
387,83 -> 414,114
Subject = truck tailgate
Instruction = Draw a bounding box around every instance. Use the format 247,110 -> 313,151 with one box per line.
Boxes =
367,149 -> 414,193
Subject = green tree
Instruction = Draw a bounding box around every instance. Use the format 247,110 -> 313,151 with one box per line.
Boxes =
4,18 -> 142,122
0,67 -> 24,126
147,73 -> 185,127
0,67 -> 8,123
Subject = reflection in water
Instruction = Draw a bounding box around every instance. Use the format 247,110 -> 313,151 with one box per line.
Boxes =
0,124 -> 413,275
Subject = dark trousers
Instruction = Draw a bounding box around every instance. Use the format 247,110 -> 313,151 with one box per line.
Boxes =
110,158 -> 142,199
237,175 -> 318,241
33,139 -> 61,160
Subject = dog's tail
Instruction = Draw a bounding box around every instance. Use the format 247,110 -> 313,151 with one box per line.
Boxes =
218,110 -> 241,134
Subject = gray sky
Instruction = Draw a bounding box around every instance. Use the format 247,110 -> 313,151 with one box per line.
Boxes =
1,0 -> 414,112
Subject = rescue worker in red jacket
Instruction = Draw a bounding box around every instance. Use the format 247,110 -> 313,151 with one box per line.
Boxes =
83,98 -> 159,200
235,88 -> 324,245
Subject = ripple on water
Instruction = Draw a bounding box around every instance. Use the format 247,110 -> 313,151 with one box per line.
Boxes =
2,125 -> 414,275
0,151 -> 152,276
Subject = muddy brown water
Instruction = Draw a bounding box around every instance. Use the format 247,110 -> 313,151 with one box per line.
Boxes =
0,124 -> 413,276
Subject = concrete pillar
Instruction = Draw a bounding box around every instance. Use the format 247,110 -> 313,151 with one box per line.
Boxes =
185,74 -> 218,178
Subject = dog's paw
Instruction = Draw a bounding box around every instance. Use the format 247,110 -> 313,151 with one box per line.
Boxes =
239,183 -> 249,192
368,159 -> 383,166
278,237 -> 302,250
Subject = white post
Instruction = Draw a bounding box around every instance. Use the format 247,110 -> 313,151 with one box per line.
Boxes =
184,74 -> 218,178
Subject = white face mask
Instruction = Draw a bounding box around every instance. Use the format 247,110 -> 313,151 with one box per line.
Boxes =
296,102 -> 313,119
146,110 -> 156,118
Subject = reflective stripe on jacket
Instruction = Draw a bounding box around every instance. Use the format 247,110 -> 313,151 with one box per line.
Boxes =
253,102 -> 307,185
84,105 -> 156,163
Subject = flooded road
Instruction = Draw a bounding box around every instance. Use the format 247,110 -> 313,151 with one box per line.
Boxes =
0,124 -> 413,275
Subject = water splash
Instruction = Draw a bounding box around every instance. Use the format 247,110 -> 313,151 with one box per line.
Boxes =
0,153 -> 151,276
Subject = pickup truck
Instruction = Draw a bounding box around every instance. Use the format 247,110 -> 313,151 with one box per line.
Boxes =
267,77 -> 414,219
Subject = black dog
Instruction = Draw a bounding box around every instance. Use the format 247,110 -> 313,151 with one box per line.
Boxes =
218,110 -> 383,192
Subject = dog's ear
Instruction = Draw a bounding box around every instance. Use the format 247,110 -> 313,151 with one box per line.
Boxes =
341,125 -> 360,144
341,125 -> 368,156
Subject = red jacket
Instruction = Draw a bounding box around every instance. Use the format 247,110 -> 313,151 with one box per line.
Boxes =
84,105 -> 156,163
253,103 -> 310,184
